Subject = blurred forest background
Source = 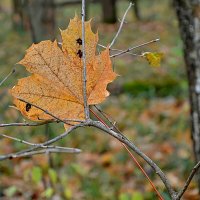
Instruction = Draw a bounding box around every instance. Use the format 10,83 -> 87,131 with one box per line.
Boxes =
0,0 -> 199,199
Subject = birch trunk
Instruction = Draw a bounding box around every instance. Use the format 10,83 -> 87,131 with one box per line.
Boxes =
173,0 -> 200,191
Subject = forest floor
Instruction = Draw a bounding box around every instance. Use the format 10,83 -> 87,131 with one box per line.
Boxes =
0,0 -> 199,199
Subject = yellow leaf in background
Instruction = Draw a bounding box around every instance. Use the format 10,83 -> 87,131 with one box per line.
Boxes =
143,52 -> 164,67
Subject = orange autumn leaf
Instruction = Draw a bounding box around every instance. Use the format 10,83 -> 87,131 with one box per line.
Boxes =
10,16 -> 117,129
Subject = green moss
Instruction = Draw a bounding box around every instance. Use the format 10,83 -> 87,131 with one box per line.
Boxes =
123,75 -> 188,98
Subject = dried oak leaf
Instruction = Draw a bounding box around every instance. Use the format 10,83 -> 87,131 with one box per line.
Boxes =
10,16 -> 117,129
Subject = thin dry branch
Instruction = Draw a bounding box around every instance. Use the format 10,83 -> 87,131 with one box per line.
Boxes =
0,121 -> 53,127
0,133 -> 79,151
0,118 -> 84,128
0,68 -> 15,86
109,3 -> 133,48
177,161 -> 200,199
0,148 -> 81,160
81,0 -> 90,120
98,44 -> 141,57
110,38 -> 160,58
0,122 -> 87,161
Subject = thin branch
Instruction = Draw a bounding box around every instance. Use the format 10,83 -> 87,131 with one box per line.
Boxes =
109,2 -> 133,48
63,118 -> 84,122
0,118 -> 84,128
0,122 -> 89,161
0,133 -> 81,153
98,44 -> 141,57
0,133 -> 62,149
110,38 -> 160,58
0,68 -> 15,86
94,105 -> 116,124
60,42 -> 141,57
0,148 -> 81,160
0,121 -> 53,127
177,161 -> 200,199
81,0 -> 90,120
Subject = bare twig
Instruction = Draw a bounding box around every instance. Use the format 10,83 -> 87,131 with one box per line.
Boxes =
0,148 -> 81,160
0,122 -> 87,161
0,121 -> 53,127
0,133 -> 81,152
0,117 -> 84,128
109,3 -> 133,48
98,44 -> 141,57
1,133 -> 60,148
177,161 -> 200,199
93,105 -> 116,124
81,0 -> 90,120
0,68 -> 15,86
110,38 -> 160,58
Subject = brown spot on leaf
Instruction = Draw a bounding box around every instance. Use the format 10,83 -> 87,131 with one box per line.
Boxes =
26,103 -> 31,112
76,38 -> 82,45
77,49 -> 82,58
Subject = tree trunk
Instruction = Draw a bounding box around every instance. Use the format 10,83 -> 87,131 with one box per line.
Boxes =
173,0 -> 200,192
101,0 -> 117,23
26,0 -> 55,43
12,0 -> 24,30
131,0 -> 141,20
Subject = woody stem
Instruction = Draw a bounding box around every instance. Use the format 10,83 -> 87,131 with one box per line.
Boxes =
81,0 -> 90,120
